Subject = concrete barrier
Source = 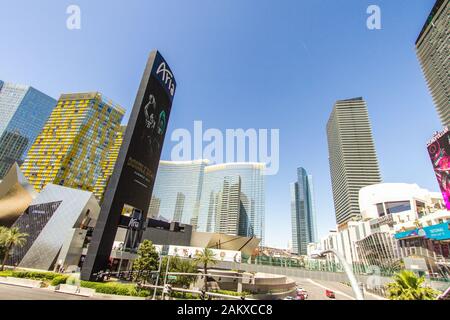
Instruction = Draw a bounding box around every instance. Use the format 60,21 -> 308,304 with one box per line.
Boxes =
55,284 -> 95,297
0,277 -> 43,288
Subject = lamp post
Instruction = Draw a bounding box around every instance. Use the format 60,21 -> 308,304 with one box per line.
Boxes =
313,249 -> 364,300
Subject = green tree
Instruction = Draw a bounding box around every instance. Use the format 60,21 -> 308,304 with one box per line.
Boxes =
387,270 -> 439,300
193,248 -> 218,293
171,257 -> 198,289
0,227 -> 28,271
159,256 -> 198,298
131,240 -> 159,283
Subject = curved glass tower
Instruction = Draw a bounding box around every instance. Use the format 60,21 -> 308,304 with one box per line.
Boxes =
197,163 -> 265,243
148,160 -> 209,226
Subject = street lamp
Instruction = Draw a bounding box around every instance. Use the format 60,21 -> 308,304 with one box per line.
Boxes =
311,249 -> 364,300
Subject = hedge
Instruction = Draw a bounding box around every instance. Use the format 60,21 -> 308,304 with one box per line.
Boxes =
80,281 -> 150,297
0,271 -> 149,297
0,270 -> 58,281
50,275 -> 70,286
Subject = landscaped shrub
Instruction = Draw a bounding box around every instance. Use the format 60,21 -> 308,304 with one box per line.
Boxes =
10,271 -> 58,281
171,291 -> 200,300
80,280 -> 149,297
50,275 -> 69,286
0,271 -> 13,277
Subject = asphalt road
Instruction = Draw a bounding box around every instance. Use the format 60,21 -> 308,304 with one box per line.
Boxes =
290,277 -> 386,300
0,283 -> 93,300
0,281 -> 385,301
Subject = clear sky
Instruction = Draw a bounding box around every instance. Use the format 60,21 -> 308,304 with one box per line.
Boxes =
0,0 -> 443,248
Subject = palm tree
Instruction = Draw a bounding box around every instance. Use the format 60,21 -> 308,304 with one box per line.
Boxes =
0,227 -> 8,262
193,248 -> 218,293
0,227 -> 28,271
387,270 -> 439,300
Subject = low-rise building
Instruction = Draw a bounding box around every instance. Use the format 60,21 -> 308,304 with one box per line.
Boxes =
314,183 -> 450,276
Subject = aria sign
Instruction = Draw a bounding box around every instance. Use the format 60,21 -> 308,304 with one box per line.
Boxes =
156,62 -> 176,97
81,51 -> 177,281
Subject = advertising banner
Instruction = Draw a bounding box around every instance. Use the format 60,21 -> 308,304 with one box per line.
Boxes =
427,127 -> 450,209
81,51 -> 176,281
395,222 -> 450,241
168,245 -> 242,263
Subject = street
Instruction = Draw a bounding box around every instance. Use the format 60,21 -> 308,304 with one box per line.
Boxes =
0,283 -> 94,300
292,278 -> 386,300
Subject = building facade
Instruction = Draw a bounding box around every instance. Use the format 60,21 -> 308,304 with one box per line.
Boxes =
318,183 -> 449,272
9,184 -> 100,271
215,175 -> 242,235
415,0 -> 449,128
148,160 -> 209,226
0,82 -> 56,178
291,167 -> 318,255
21,92 -> 125,192
0,163 -> 37,227
326,97 -> 382,228
197,163 -> 265,243
92,125 -> 126,203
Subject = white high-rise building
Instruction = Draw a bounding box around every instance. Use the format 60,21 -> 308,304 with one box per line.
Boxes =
326,97 -> 382,229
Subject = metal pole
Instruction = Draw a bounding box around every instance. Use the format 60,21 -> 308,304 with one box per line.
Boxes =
152,255 -> 163,300
117,230 -> 130,276
320,250 -> 364,300
161,255 -> 171,300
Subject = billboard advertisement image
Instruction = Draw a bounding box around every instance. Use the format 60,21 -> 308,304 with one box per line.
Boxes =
427,127 -> 450,210
168,245 -> 242,263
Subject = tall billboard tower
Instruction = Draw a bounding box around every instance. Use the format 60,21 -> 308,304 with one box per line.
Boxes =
81,51 -> 177,281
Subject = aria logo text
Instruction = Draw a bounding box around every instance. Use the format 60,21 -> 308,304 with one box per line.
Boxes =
128,218 -> 140,229
156,62 -> 175,97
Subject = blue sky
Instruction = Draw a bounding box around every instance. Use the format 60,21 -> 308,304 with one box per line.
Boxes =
0,0 -> 442,248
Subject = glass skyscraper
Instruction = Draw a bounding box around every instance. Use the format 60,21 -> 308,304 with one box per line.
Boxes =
21,92 -> 125,192
0,81 -> 56,178
290,167 -> 317,255
415,0 -> 449,128
148,160 -> 209,226
197,163 -> 265,243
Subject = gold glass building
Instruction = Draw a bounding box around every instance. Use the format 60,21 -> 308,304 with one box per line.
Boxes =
92,125 -> 126,203
21,92 -> 125,193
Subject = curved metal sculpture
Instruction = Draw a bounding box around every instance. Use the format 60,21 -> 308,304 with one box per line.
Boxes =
320,249 -> 365,300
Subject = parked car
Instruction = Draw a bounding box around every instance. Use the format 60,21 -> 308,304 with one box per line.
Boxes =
325,290 -> 335,299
